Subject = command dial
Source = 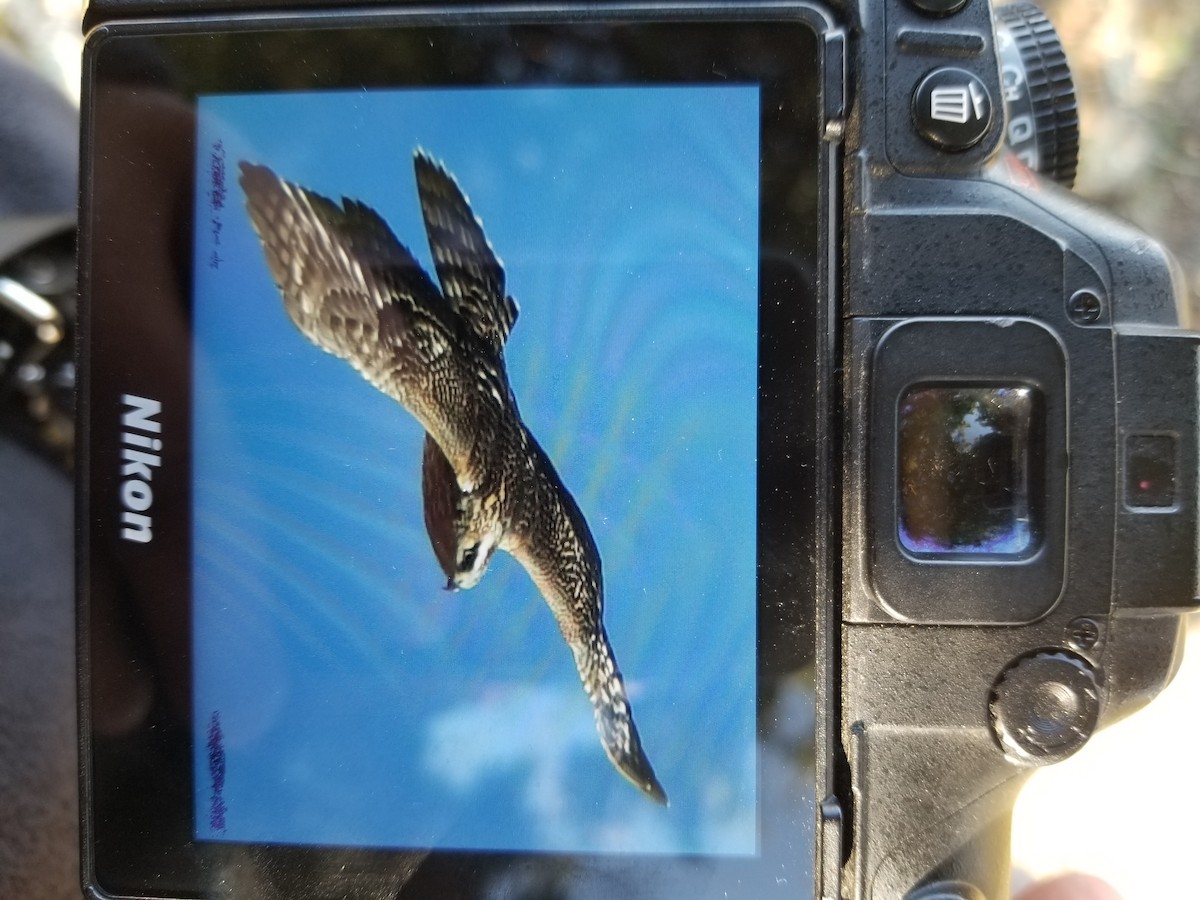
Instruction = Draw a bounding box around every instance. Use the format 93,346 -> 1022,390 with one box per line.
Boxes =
994,1 -> 1080,187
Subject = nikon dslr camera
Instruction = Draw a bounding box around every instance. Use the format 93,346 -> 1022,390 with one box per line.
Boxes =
77,1 -> 1199,897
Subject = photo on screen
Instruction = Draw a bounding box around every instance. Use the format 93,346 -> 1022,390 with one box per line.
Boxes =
190,84 -> 759,856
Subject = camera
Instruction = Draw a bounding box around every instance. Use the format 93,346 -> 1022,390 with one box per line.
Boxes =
77,1 -> 1198,898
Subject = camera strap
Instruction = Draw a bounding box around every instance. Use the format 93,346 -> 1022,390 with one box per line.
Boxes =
0,213 -> 76,470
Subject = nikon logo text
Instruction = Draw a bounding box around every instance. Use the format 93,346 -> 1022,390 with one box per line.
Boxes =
120,394 -> 162,543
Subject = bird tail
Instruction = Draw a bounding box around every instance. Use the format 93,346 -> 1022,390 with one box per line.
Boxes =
571,628 -> 668,805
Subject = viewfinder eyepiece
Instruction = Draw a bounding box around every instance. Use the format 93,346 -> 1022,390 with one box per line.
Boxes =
898,383 -> 1044,557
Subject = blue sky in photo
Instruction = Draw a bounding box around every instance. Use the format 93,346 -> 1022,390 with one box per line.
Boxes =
191,84 -> 760,855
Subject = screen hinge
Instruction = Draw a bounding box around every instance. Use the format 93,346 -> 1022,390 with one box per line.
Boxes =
818,793 -> 844,899
823,28 -> 848,141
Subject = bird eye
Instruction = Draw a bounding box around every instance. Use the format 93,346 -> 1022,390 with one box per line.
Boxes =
459,546 -> 478,571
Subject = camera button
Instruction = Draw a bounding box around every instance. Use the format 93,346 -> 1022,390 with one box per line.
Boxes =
906,0 -> 970,16
912,67 -> 993,151
990,651 -> 1100,765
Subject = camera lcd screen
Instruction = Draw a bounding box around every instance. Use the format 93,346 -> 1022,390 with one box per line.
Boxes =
81,10 -> 828,898
193,84 -> 759,854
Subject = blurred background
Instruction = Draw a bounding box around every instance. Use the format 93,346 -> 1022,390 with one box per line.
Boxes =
1042,0 -> 1200,326
0,0 -> 1196,897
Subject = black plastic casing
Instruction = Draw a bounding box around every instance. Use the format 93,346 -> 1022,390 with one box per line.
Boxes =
837,1 -> 1198,898
79,4 -> 839,899
77,2 -> 1200,899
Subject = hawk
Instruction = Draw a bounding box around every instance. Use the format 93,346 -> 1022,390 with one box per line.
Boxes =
238,152 -> 667,805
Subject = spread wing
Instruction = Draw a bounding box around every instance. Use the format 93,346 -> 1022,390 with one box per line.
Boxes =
414,151 -> 519,358
503,435 -> 667,805
238,161 -> 476,463
413,151 -> 520,579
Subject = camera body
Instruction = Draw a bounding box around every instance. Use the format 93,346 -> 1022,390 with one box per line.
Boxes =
77,1 -> 1199,898
829,1 -> 1197,896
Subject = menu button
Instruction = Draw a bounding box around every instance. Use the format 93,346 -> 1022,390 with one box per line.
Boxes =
912,67 -> 993,151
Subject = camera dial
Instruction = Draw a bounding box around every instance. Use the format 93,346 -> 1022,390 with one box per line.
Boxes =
989,650 -> 1101,765
995,1 -> 1080,186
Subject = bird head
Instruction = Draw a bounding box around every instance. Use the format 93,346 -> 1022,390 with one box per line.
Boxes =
450,524 -> 501,590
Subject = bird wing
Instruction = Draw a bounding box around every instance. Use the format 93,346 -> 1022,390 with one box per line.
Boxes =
413,151 -> 519,358
503,432 -> 667,805
238,161 -> 475,460
413,151 -> 521,576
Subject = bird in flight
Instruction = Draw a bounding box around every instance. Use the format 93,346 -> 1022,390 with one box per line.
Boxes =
238,152 -> 667,805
